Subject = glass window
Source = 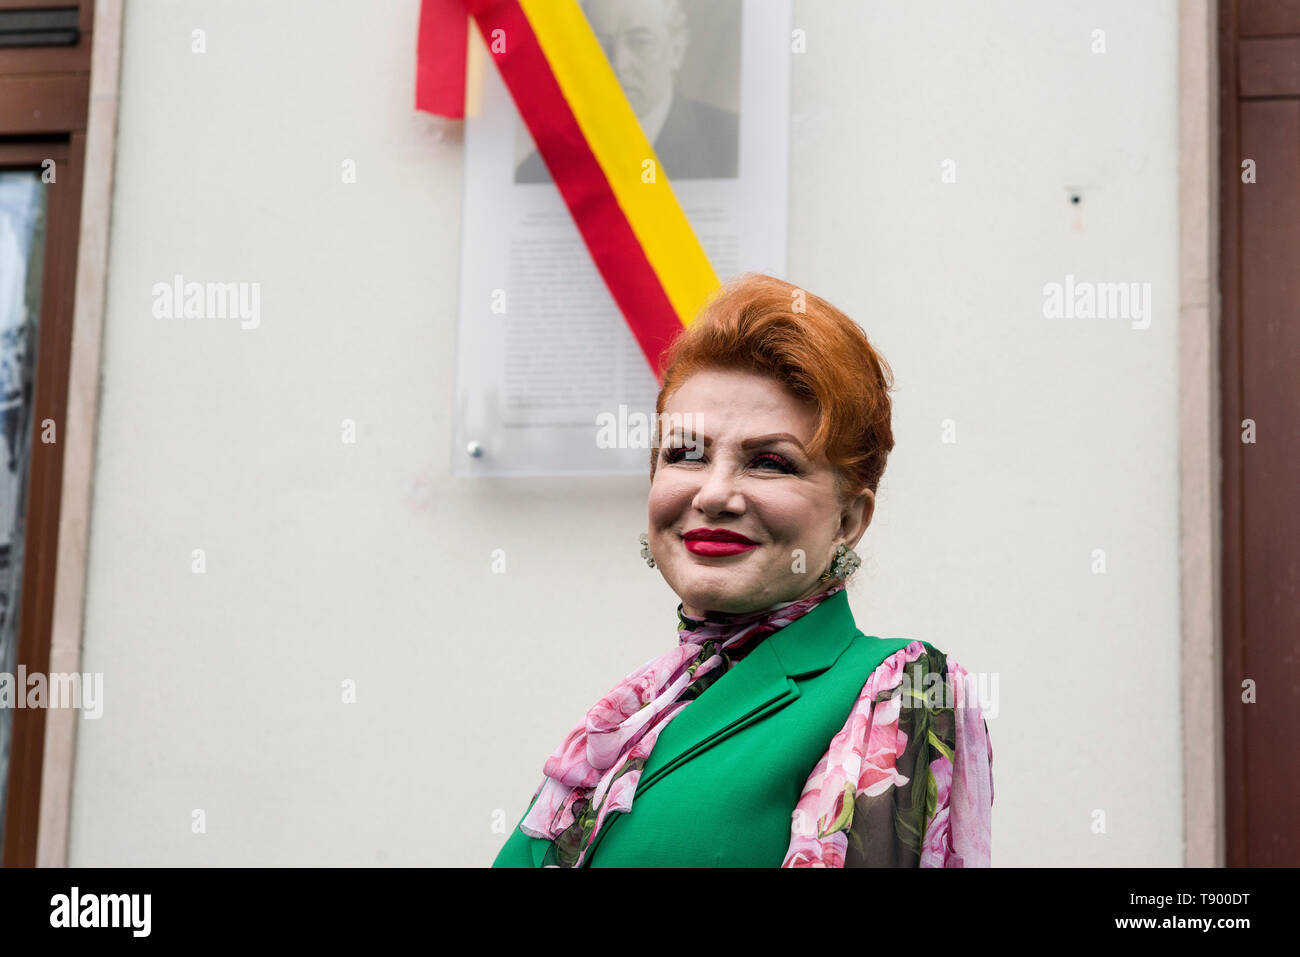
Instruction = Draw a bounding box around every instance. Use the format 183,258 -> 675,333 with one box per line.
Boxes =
0,168 -> 47,857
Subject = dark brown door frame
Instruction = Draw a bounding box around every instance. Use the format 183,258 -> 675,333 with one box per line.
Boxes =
0,0 -> 95,867
1217,0 -> 1300,867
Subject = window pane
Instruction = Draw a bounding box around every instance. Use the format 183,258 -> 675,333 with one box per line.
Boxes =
0,168 -> 47,857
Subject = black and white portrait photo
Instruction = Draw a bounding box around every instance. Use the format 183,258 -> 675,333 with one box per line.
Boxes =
514,0 -> 742,184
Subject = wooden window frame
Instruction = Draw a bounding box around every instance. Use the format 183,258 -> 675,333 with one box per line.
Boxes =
0,0 -> 95,867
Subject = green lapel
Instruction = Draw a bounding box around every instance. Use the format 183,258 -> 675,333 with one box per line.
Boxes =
540,588 -> 861,867
634,587 -> 861,795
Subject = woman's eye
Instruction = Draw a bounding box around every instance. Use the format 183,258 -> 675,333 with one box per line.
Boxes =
752,452 -> 797,473
663,447 -> 796,472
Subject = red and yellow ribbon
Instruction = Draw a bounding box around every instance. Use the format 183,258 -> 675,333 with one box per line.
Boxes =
417,0 -> 720,383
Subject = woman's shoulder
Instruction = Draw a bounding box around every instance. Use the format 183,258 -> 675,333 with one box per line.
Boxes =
846,635 -> 985,711
788,636 -> 994,867
847,634 -> 948,677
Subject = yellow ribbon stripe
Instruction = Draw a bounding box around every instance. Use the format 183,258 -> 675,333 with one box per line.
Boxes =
518,0 -> 720,329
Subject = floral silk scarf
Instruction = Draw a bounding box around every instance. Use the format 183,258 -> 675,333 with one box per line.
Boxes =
519,582 -> 848,867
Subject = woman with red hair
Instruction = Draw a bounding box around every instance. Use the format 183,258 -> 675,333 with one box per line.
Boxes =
494,273 -> 994,867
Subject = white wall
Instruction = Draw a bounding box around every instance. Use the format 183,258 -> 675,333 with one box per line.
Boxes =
68,0 -> 1180,865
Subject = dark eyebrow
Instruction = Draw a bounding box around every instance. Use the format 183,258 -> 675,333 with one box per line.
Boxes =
741,433 -> 808,453
663,429 -> 807,454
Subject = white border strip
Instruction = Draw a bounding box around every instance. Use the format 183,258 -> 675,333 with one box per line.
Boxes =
1177,0 -> 1224,868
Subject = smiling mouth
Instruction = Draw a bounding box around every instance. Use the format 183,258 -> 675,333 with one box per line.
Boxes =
683,529 -> 758,557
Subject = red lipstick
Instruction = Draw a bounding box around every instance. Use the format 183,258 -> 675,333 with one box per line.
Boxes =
683,527 -> 758,557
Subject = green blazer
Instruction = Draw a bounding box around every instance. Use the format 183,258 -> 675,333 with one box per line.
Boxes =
492,588 -> 912,867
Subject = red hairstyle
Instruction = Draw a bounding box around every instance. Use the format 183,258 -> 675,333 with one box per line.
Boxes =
649,273 -> 895,501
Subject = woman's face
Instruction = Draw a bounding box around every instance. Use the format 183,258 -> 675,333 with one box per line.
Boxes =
647,368 -> 874,616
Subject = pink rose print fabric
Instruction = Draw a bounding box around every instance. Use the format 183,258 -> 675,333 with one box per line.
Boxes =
783,641 -> 994,867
